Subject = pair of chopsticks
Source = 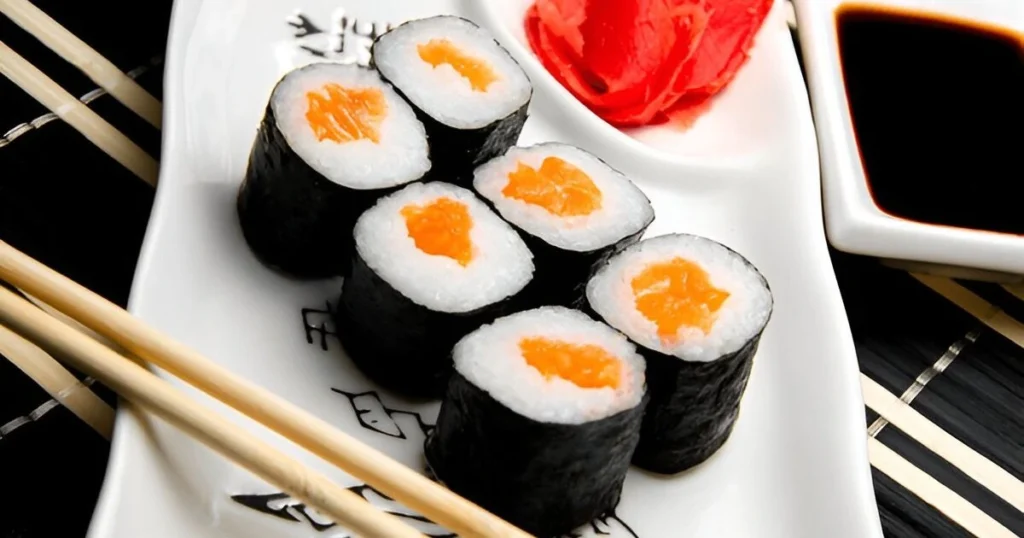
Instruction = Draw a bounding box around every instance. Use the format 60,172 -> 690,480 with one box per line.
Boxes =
0,0 -> 159,432
0,0 -> 159,185
0,240 -> 531,538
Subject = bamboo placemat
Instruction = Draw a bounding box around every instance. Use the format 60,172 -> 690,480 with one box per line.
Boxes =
0,1 -> 1021,536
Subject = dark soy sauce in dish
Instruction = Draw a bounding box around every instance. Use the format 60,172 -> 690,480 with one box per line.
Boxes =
836,6 -> 1024,235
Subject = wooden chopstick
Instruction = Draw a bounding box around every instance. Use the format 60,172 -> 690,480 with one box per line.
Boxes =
0,41 -> 158,186
0,322 -> 114,439
861,374 -> 1024,511
20,289 -> 122,351
1003,284 -> 1024,303
910,273 -> 1024,348
0,0 -> 162,128
0,241 -> 532,538
0,285 -> 426,538
868,437 -> 1017,538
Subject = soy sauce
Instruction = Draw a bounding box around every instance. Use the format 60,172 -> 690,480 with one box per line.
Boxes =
837,6 -> 1024,235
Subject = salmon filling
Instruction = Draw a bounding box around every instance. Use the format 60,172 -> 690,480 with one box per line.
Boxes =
631,257 -> 730,340
502,156 -> 602,216
401,197 -> 475,266
305,83 -> 388,144
417,38 -> 499,92
520,336 -> 621,389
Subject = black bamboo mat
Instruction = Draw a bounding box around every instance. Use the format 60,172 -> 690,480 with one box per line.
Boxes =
1,1 -> 1021,536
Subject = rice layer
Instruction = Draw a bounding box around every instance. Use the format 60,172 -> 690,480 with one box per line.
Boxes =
587,234 -> 772,362
374,16 -> 532,130
474,143 -> 654,251
273,63 -> 430,189
454,306 -> 646,424
354,182 -> 534,313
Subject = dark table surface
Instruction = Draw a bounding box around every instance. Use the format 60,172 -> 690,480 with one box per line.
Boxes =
1,1 -> 1021,536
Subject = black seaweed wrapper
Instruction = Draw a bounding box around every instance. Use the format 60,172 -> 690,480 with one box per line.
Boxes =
632,334 -> 762,474
336,251 -> 524,399
372,29 -> 530,186
237,102 -> 398,278
514,220 -> 652,309
475,143 -> 655,307
426,372 -> 645,537
585,236 -> 771,474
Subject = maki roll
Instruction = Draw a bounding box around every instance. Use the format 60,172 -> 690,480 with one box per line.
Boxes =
426,306 -> 646,537
337,182 -> 534,398
585,234 -> 773,474
238,63 -> 431,278
474,143 -> 654,306
373,16 -> 532,183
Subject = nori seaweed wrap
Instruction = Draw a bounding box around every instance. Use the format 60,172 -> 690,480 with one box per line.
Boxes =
373,16 -> 533,185
336,182 -> 534,398
472,143 -> 655,306
238,62 -> 431,278
426,307 -> 647,536
631,334 -> 760,473
586,233 -> 773,474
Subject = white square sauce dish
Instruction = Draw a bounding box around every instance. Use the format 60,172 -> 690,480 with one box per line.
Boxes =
795,0 -> 1024,281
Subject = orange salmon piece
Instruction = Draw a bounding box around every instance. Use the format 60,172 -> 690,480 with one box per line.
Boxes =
519,336 -> 621,389
631,257 -> 730,340
305,83 -> 387,144
417,38 -> 500,92
502,156 -> 602,216
401,197 -> 475,266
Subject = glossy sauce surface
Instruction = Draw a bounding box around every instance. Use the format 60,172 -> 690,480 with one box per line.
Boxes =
837,6 -> 1024,235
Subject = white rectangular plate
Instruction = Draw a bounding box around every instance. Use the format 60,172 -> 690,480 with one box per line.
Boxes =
88,0 -> 883,536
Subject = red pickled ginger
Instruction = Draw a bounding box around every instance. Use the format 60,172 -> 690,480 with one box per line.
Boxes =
525,0 -> 774,127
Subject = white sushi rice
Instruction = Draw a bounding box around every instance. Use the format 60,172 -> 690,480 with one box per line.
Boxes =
355,182 -> 534,313
273,63 -> 430,189
587,234 -> 773,362
373,16 -> 532,130
454,306 -> 646,424
474,143 -> 654,251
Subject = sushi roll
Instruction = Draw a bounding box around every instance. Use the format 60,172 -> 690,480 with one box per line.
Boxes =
238,63 -> 431,278
337,182 -> 534,397
426,306 -> 647,537
373,16 -> 532,183
474,143 -> 654,306
585,234 -> 773,474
